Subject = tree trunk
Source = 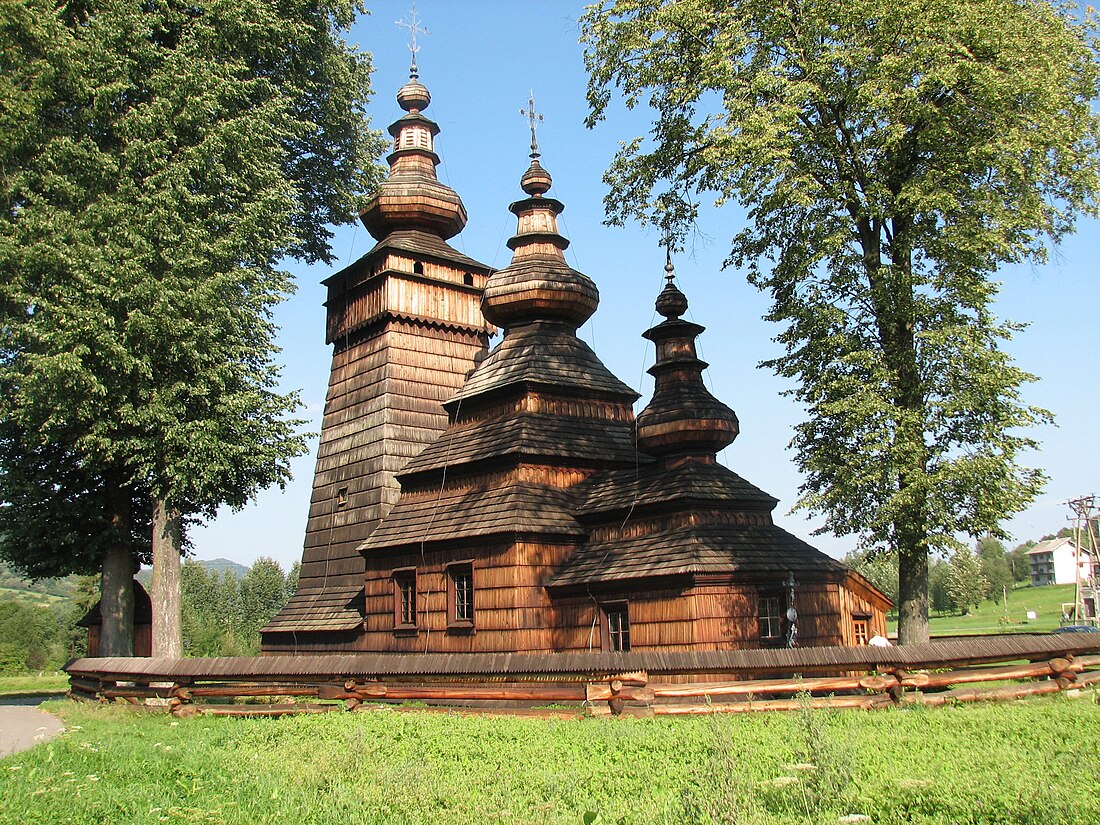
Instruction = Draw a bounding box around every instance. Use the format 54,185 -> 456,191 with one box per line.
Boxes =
871,220 -> 931,645
100,542 -> 135,656
151,497 -> 182,658
897,540 -> 929,644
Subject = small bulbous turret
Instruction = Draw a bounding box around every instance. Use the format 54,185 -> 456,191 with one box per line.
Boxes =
358,68 -> 466,241
635,258 -> 739,460
481,145 -> 598,329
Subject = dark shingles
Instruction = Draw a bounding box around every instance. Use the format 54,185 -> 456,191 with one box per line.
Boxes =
261,586 -> 365,633
447,322 -> 640,406
399,412 -> 638,478
577,461 -> 778,516
548,524 -> 849,588
361,484 -> 583,553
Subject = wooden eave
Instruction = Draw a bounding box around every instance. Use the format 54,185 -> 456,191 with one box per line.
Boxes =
323,228 -> 491,291
396,412 -> 638,481
260,585 -> 365,634
547,523 -> 850,590
842,569 -> 894,612
446,321 -> 640,408
576,461 -> 779,520
70,634 -> 1100,680
359,483 -> 584,555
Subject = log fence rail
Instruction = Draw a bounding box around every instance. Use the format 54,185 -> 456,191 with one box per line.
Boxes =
65,635 -> 1100,717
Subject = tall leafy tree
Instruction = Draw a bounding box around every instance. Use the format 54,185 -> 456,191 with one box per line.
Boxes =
0,0 -> 385,655
582,0 -> 1100,643
976,536 -> 1014,603
239,557 -> 289,642
947,547 -> 989,615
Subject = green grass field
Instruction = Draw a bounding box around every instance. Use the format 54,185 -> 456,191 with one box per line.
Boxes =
888,583 -> 1081,636
2,696 -> 1099,824
0,672 -> 69,697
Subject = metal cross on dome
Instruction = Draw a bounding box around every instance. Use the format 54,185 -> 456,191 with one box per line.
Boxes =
396,6 -> 429,75
520,91 -> 544,157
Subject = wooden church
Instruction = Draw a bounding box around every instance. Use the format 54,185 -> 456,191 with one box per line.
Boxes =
260,64 -> 889,656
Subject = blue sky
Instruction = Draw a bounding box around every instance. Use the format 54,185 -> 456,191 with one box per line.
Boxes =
189,0 -> 1100,569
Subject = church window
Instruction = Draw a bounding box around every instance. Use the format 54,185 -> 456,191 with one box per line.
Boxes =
604,603 -> 630,652
758,592 -> 784,646
393,568 -> 417,630
413,261 -> 425,275
852,615 -> 870,646
447,562 -> 474,629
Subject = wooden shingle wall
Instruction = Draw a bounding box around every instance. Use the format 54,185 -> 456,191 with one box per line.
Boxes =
361,540 -> 578,653
262,241 -> 492,650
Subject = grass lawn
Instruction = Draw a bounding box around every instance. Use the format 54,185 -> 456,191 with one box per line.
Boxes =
0,672 -> 69,697
888,583 -> 1080,636
2,695 -> 1099,824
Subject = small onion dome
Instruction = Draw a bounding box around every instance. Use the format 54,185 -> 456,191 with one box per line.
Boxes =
397,78 -> 430,113
360,174 -> 467,241
482,260 -> 599,328
635,265 -> 739,459
358,74 -> 467,241
655,280 -> 689,320
520,158 -> 553,196
481,157 -> 598,329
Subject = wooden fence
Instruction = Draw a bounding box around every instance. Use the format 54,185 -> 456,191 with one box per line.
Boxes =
64,634 -> 1100,718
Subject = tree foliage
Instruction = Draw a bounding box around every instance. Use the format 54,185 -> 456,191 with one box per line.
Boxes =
180,558 -> 291,656
976,536 -> 1014,603
0,0 -> 384,653
582,0 -> 1100,643
947,547 -> 989,614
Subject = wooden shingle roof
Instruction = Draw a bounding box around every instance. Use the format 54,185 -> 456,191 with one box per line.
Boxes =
577,460 -> 777,517
398,412 -> 637,479
365,229 -> 490,271
360,483 -> 583,553
260,585 -> 365,634
548,524 -> 849,588
446,321 -> 639,408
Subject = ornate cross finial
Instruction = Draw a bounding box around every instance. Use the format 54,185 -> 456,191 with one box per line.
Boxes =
664,244 -> 675,285
396,6 -> 429,77
520,90 -> 544,158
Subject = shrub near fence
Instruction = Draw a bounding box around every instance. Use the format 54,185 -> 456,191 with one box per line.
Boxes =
64,634 -> 1100,717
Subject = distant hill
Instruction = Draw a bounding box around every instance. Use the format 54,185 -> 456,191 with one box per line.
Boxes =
135,557 -> 250,586
0,559 -> 78,600
193,558 -> 250,579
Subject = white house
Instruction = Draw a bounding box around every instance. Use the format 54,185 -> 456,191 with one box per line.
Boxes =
1026,538 -> 1096,586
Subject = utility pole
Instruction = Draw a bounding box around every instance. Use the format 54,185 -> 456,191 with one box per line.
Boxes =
1068,496 -> 1099,625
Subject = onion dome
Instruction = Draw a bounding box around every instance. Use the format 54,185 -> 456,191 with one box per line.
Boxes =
481,150 -> 599,329
359,66 -> 467,241
635,258 -> 740,460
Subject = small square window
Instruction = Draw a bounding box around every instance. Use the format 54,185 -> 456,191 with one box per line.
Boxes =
759,593 -> 784,644
447,562 -> 474,631
392,569 -> 417,633
603,604 -> 630,652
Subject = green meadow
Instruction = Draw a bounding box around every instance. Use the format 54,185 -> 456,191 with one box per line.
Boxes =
889,583 -> 1081,637
0,672 -> 68,697
2,695 -> 1099,824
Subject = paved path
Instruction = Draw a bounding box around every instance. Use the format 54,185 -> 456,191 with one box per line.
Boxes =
0,705 -> 66,758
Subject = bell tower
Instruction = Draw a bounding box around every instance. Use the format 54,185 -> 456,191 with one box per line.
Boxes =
262,56 -> 493,652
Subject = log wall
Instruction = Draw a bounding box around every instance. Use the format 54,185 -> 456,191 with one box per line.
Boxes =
362,541 -> 578,652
